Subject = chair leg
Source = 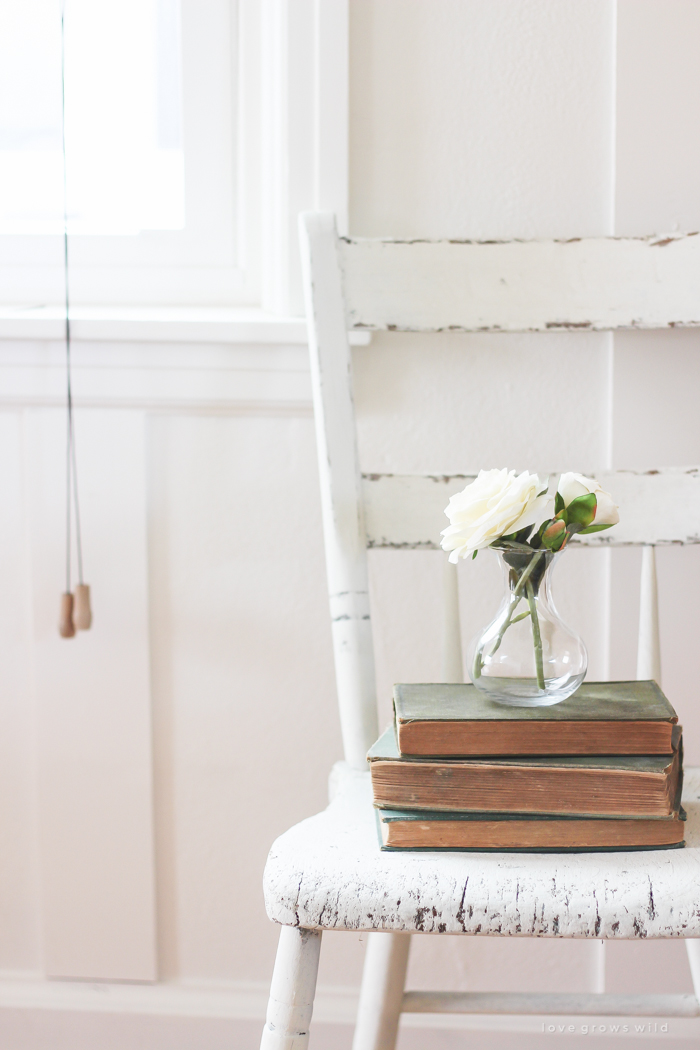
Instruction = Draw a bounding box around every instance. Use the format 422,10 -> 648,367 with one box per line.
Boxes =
352,932 -> 411,1050
592,941 -> 605,993
260,926 -> 322,1050
685,940 -> 700,999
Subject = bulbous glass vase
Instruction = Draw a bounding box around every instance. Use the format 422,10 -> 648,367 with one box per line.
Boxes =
467,546 -> 587,707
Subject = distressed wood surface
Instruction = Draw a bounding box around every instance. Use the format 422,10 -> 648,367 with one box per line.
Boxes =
340,232 -> 700,332
300,214 -> 379,769
362,470 -> 700,549
264,764 -> 700,938
260,926 -> 322,1050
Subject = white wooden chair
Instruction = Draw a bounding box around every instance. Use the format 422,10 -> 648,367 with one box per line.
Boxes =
260,213 -> 700,1049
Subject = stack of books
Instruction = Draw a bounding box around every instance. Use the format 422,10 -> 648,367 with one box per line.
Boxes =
368,681 -> 685,852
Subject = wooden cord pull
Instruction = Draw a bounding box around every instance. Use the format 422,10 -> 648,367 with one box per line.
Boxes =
59,592 -> 75,638
73,583 -> 92,630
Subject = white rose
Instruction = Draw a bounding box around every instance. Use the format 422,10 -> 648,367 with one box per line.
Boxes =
441,468 -> 550,563
557,472 -> 619,526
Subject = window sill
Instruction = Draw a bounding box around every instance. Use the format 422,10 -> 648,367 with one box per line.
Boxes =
0,305 -> 371,346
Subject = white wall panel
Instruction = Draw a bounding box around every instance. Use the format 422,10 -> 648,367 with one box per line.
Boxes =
147,413 -> 343,982
611,0 -> 700,764
350,0 -> 615,240
605,0 -> 700,997
23,408 -> 156,980
616,0 -> 700,238
0,413 -> 42,973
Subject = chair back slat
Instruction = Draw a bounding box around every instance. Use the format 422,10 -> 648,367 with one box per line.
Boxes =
362,471 -> 700,550
339,233 -> 700,333
441,561 -> 463,683
300,213 -> 379,768
638,546 -> 662,683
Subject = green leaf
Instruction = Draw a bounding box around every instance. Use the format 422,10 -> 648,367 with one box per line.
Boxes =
537,519 -> 552,539
566,521 -> 586,534
513,524 -> 535,544
472,549 -> 478,559
502,525 -> 535,544
578,522 -> 614,535
554,491 -> 565,516
530,519 -> 551,549
566,492 -> 597,528
493,538 -> 533,552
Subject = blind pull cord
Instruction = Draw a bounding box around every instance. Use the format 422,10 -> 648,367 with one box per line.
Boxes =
58,0 -> 91,638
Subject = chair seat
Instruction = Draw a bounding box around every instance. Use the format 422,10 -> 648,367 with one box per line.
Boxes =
264,764 -> 700,939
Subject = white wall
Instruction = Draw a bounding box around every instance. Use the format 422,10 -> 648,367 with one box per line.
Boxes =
0,2 -> 700,1048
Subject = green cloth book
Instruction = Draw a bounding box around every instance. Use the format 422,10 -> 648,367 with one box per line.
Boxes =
376,806 -> 686,853
393,681 -> 679,757
368,725 -> 683,818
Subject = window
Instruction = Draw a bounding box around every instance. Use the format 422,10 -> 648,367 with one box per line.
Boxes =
0,0 -> 184,236
0,0 -> 347,318
0,0 -> 258,307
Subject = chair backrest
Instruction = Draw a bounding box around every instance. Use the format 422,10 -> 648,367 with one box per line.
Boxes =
299,212 -> 700,769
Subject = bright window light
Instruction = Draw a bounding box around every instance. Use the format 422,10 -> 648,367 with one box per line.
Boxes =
0,0 -> 184,235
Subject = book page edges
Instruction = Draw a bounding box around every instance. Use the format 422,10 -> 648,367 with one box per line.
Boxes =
396,719 -> 677,757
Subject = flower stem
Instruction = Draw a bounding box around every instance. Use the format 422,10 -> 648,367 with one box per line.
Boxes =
479,549 -> 545,688
487,548 -> 543,659
512,549 -> 543,597
488,593 -> 523,657
526,578 -> 545,690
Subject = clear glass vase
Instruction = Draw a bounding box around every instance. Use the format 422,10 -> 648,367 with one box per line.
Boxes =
467,546 -> 587,707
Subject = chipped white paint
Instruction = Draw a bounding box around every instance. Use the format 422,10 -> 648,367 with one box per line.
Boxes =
260,926 -> 322,1050
339,232 -> 700,333
362,469 -> 700,549
264,764 -> 700,940
299,214 -> 379,769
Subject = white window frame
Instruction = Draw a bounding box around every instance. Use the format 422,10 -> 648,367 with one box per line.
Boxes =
0,0 -> 348,329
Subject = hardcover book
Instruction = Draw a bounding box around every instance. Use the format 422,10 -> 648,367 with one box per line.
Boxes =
376,806 -> 686,852
393,681 -> 679,757
368,725 -> 683,818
